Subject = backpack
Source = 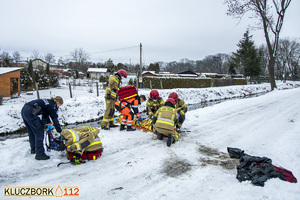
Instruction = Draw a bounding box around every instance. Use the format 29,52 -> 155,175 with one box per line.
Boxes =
117,85 -> 137,101
67,149 -> 103,161
45,128 -> 64,151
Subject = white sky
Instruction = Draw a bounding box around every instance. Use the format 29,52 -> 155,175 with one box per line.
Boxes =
0,0 -> 299,65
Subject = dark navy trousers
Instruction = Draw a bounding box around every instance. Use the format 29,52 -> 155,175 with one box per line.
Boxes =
21,106 -> 46,157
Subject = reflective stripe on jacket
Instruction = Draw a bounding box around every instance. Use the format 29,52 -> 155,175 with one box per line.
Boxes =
154,106 -> 178,132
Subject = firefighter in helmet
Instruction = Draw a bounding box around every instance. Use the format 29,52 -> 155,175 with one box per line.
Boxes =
168,92 -> 187,129
146,90 -> 164,119
152,98 -> 179,147
101,69 -> 127,130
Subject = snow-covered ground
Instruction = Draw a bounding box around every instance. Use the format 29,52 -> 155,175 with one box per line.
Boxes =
1,80 -> 299,134
0,81 -> 300,200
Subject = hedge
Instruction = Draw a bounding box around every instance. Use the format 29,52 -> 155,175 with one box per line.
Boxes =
142,77 -> 246,89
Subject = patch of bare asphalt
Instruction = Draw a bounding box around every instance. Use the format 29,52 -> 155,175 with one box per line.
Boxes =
198,144 -> 239,170
163,157 -> 192,177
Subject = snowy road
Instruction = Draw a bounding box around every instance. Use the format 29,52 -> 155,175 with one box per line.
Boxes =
1,88 -> 300,200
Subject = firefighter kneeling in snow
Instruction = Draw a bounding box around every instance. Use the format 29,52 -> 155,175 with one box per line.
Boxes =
61,126 -> 103,165
169,92 -> 187,130
152,98 -> 179,147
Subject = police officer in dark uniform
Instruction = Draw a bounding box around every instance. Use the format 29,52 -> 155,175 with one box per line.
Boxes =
21,96 -> 63,160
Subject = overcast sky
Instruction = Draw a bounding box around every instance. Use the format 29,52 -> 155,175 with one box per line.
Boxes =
0,0 -> 299,65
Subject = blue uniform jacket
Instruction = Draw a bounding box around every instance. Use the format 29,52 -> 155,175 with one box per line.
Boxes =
25,99 -> 62,132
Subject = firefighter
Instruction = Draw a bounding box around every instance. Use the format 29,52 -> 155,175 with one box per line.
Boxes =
61,126 -> 103,165
152,98 -> 179,147
115,95 -> 146,131
101,69 -> 127,130
21,96 -> 63,160
168,92 -> 187,129
146,89 -> 165,119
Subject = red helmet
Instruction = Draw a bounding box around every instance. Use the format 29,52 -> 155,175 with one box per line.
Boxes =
150,90 -> 159,99
117,69 -> 127,78
165,98 -> 175,107
168,92 -> 178,101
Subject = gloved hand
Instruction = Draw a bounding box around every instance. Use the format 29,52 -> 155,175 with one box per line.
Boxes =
70,154 -> 86,165
106,93 -> 111,100
138,117 -> 145,121
47,124 -> 54,131
58,140 -> 66,151
67,145 -> 74,152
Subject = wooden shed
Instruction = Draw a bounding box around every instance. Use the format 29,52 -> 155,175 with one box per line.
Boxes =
0,67 -> 23,97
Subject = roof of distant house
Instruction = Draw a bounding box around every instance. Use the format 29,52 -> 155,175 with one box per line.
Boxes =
87,68 -> 107,73
0,67 -> 23,75
142,71 -> 156,75
32,59 -> 47,63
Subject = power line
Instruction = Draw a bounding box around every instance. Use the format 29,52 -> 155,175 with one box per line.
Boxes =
90,45 -> 139,55
17,45 -> 140,59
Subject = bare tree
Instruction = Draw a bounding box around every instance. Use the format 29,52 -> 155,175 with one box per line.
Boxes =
44,52 -> 56,64
31,50 -> 42,60
12,51 -> 21,67
69,48 -> 90,72
70,48 -> 90,64
258,44 -> 270,76
225,0 -> 292,90
277,37 -> 300,81
57,56 -> 66,67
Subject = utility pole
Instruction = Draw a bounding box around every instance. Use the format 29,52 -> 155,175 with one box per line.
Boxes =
139,43 -> 143,88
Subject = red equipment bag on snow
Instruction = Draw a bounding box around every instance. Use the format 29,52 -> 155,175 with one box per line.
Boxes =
117,85 -> 138,101
67,149 -> 103,161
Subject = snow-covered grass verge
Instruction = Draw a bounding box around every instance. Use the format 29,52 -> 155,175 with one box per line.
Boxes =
0,81 -> 299,134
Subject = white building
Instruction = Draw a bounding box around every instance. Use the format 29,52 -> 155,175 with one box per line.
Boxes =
87,68 -> 109,79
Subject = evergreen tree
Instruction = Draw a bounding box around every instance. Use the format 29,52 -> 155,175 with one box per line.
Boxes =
105,59 -> 116,73
148,63 -> 160,73
228,61 -> 237,75
20,69 -> 33,90
154,63 -> 160,74
99,75 -> 106,82
46,63 -> 50,75
128,78 -> 134,85
75,70 -> 79,79
231,30 -> 262,81
28,60 -> 33,77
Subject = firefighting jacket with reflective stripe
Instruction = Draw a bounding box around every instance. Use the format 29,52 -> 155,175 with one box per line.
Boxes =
105,74 -> 121,99
146,97 -> 164,116
175,99 -> 187,116
61,126 -> 102,154
154,105 -> 178,131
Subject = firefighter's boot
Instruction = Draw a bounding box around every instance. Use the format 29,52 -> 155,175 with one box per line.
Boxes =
126,126 -> 136,131
109,121 -> 119,128
101,125 -> 110,130
157,133 -> 163,140
120,124 -> 126,131
167,135 -> 175,147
